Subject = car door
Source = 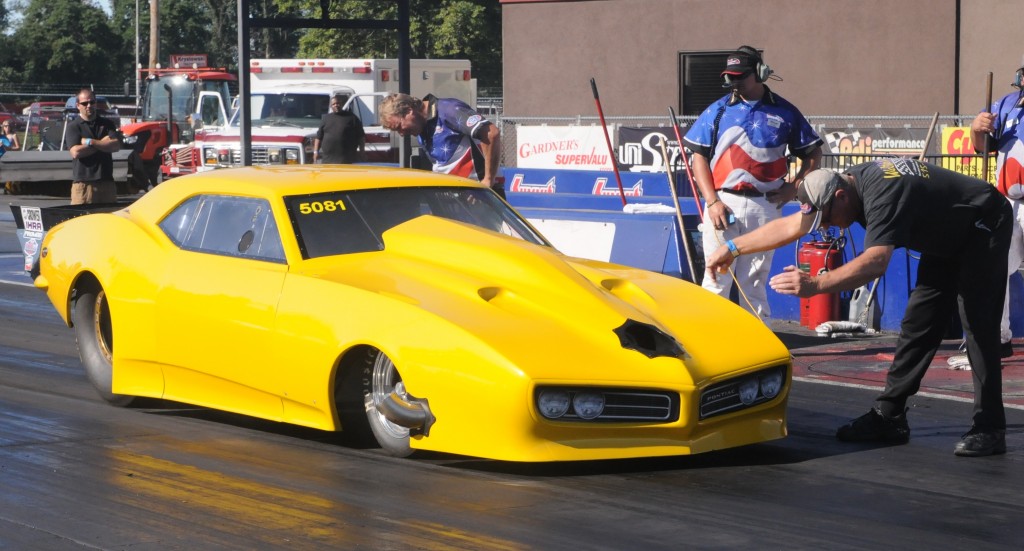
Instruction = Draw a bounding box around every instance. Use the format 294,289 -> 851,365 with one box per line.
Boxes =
155,194 -> 289,417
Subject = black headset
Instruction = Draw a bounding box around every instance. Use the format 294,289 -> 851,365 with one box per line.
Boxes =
735,45 -> 773,83
1013,67 -> 1024,89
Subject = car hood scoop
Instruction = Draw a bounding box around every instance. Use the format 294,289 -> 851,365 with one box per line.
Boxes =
613,319 -> 685,358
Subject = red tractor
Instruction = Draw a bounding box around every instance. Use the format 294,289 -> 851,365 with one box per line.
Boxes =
121,66 -> 235,189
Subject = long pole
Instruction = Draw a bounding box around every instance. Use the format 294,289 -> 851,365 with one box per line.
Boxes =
590,78 -> 627,206
658,136 -> 698,283
983,72 -> 993,182
668,106 -> 705,218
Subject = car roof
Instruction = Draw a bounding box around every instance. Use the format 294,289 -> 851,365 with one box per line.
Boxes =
131,165 -> 486,220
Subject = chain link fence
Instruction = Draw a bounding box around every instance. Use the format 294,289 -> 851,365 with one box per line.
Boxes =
494,113 -> 996,183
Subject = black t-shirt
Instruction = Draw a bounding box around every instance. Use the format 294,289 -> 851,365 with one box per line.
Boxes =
65,116 -> 119,182
316,110 -> 365,164
848,159 -> 1005,257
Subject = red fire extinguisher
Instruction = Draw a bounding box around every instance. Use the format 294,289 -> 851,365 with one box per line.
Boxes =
798,239 -> 844,329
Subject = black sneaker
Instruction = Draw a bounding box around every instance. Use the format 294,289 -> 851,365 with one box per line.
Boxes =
836,407 -> 910,444
953,427 -> 1006,457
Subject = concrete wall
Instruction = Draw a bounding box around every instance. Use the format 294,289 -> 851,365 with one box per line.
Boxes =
501,0 -> 1022,117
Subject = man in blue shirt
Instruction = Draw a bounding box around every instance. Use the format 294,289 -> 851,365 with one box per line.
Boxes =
683,46 -> 822,318
380,93 -> 504,198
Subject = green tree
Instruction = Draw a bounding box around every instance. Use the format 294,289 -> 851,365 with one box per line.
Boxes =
289,0 -> 502,89
10,0 -> 121,85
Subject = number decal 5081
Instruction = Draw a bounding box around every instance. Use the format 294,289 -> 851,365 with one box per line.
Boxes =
298,200 -> 347,214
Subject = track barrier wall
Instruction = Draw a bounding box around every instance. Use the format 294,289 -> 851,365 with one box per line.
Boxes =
503,165 -> 1024,335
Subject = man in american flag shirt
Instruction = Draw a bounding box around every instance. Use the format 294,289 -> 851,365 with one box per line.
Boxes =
683,45 -> 822,317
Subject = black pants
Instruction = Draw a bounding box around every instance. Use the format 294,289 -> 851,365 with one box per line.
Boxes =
877,202 -> 1011,430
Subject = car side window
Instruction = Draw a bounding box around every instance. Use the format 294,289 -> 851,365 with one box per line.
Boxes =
159,195 -> 286,262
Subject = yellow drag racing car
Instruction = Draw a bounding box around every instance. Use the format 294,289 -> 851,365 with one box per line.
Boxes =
27,165 -> 790,462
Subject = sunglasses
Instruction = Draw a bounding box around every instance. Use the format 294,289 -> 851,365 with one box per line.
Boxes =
79,101 -> 95,106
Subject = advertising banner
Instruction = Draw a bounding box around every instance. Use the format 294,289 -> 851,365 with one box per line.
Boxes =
940,126 -> 997,184
516,125 -> 616,171
617,127 -> 683,173
170,54 -> 209,68
820,126 -> 933,170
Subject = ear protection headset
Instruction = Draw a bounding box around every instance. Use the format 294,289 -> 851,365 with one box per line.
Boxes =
1013,67 -> 1024,89
736,45 -> 773,83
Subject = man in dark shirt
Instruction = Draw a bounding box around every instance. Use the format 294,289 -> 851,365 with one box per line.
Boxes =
706,160 -> 1011,457
65,88 -> 121,204
313,94 -> 365,164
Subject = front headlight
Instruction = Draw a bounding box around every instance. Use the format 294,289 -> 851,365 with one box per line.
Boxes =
267,147 -> 282,164
286,148 -> 299,164
760,370 -> 783,399
572,392 -> 605,420
738,378 -> 759,405
204,148 -> 218,165
537,390 -> 570,419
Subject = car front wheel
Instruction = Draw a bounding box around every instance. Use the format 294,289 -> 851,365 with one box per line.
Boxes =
72,285 -> 134,407
363,350 -> 413,457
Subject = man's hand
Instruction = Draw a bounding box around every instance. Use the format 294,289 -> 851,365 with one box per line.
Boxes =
766,180 -> 796,207
705,200 -> 733,231
704,244 -> 735,283
972,112 -> 996,134
769,265 -> 819,297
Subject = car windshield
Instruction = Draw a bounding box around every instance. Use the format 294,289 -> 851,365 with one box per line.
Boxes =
285,186 -> 547,259
242,93 -> 343,129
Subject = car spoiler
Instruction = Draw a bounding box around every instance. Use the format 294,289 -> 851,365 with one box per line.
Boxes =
10,202 -> 132,278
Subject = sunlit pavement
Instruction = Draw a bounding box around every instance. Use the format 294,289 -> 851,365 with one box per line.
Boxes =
773,319 -> 1024,410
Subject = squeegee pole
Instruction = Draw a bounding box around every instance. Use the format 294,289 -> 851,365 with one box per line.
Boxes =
590,78 -> 627,206
668,106 -> 705,219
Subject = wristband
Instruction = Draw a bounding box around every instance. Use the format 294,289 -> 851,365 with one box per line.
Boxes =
706,198 -> 721,208
726,239 -> 740,258
85,138 -> 93,147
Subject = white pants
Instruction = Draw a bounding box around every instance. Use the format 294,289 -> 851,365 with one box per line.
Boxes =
1001,198 -> 1024,343
701,192 -> 778,318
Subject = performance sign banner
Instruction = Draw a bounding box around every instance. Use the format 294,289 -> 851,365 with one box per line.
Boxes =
516,125 -> 615,171
820,126 -> 933,169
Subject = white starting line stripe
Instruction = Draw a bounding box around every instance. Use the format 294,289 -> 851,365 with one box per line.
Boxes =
0,253 -> 33,287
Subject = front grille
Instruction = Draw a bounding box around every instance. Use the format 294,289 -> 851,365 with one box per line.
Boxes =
535,387 -> 679,423
699,365 -> 788,420
223,146 -> 297,165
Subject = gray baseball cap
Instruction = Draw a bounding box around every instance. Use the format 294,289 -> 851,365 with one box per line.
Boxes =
797,169 -> 844,233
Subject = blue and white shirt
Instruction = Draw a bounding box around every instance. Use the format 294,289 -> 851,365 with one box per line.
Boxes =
683,87 -> 821,194
418,94 -> 491,180
981,91 -> 1024,199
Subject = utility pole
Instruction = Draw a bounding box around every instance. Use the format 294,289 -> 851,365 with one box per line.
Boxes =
148,0 -> 159,71
135,0 -> 141,106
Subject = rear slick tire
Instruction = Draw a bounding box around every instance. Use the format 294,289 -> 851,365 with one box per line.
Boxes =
72,286 -> 134,407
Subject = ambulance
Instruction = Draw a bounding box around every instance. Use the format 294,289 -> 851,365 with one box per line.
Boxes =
163,58 -> 476,177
